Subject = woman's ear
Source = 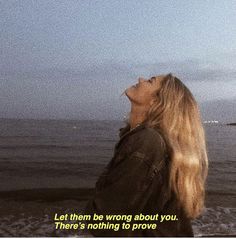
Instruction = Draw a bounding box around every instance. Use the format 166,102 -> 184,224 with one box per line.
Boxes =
149,98 -> 156,106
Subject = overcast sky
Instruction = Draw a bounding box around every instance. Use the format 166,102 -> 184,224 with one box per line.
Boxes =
0,0 -> 236,121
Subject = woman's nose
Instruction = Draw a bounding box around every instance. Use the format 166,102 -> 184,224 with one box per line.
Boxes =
138,77 -> 145,83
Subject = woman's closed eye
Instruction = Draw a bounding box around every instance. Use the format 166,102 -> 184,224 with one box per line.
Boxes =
148,77 -> 156,83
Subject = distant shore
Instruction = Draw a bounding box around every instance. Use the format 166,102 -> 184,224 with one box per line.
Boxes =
226,123 -> 236,126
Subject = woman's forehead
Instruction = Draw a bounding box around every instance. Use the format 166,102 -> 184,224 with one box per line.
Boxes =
153,75 -> 165,80
151,75 -> 165,83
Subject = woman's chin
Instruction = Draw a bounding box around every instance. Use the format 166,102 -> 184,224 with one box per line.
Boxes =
125,87 -> 132,95
125,85 -> 135,93
126,94 -> 137,105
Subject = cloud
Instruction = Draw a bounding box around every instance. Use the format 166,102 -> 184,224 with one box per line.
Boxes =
0,56 -> 235,120
2,54 -> 236,83
132,57 -> 236,82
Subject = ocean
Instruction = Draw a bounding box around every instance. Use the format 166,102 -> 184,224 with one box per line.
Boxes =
0,118 -> 235,237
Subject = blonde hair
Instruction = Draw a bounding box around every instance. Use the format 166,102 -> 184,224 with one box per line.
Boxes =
145,73 -> 208,219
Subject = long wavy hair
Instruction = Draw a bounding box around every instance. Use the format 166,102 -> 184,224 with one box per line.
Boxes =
142,73 -> 208,219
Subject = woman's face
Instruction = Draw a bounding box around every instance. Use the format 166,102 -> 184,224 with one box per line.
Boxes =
125,75 -> 163,106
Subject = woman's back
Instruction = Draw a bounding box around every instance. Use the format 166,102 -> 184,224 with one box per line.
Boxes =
84,124 -> 194,237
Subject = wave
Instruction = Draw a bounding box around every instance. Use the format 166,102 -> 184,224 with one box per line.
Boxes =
192,207 -> 236,237
0,188 -> 94,202
0,187 -> 235,202
0,200 -> 235,237
0,188 -> 235,237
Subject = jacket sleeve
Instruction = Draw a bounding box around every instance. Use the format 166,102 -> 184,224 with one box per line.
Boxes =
84,129 -> 167,235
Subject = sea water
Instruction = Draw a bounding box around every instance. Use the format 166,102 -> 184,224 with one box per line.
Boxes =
0,119 -> 235,237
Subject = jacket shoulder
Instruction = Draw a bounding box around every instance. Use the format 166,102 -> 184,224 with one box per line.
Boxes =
124,126 -> 168,169
131,126 -> 166,151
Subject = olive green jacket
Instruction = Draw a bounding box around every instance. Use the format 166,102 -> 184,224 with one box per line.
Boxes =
84,124 -> 193,237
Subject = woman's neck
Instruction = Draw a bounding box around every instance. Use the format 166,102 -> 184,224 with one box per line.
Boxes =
129,104 -> 148,130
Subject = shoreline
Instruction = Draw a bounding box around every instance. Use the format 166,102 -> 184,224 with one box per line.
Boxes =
0,188 -> 94,202
0,188 -> 235,237
0,187 -> 235,208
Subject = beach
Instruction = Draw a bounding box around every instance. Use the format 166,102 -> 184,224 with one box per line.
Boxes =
0,119 -> 235,237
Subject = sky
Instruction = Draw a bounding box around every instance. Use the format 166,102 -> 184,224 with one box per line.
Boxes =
0,0 -> 236,122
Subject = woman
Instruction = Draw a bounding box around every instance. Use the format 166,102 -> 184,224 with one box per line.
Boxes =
85,73 -> 208,237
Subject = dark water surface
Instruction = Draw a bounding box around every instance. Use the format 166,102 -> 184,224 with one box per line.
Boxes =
0,119 -> 235,237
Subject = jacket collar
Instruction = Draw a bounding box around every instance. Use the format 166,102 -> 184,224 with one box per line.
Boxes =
116,123 -> 146,150
117,123 -> 169,159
